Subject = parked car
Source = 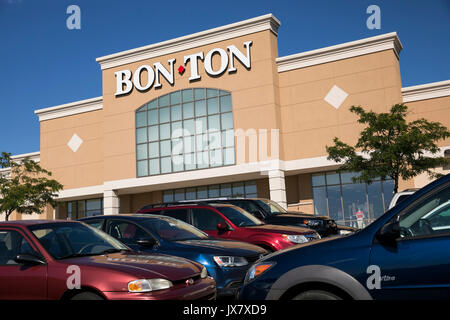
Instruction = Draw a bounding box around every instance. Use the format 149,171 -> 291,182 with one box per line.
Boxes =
183,198 -> 356,237
388,188 -> 419,209
79,214 -> 267,298
137,203 -> 320,252
238,174 -> 450,300
0,220 -> 216,300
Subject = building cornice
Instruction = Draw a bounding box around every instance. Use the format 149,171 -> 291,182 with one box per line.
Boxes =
276,32 -> 402,73
402,80 -> 450,103
34,96 -> 103,122
96,14 -> 281,70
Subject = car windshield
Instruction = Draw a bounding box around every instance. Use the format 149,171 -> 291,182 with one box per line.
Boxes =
141,217 -> 208,241
28,222 -> 129,260
215,206 -> 264,227
255,199 -> 287,215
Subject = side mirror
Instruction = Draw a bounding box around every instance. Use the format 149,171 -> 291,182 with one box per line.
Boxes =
376,221 -> 400,245
217,222 -> 229,231
136,238 -> 156,247
14,254 -> 46,265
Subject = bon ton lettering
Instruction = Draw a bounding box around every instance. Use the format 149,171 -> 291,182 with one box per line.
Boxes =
114,41 -> 252,96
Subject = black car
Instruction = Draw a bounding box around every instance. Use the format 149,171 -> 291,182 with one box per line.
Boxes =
183,198 -> 356,237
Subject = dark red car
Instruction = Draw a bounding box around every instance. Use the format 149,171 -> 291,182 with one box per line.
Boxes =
0,220 -> 216,300
137,203 -> 320,252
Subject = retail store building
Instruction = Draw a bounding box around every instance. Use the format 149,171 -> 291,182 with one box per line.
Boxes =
5,14 -> 450,226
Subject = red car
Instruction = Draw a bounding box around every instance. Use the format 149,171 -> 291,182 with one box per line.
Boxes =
137,203 -> 320,252
0,220 -> 216,300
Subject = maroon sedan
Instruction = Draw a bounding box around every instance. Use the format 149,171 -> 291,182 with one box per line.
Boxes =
138,203 -> 320,252
0,220 -> 216,300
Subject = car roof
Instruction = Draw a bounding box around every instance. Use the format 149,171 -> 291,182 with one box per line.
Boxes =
141,202 -> 235,209
80,214 -> 180,220
0,219 -> 79,227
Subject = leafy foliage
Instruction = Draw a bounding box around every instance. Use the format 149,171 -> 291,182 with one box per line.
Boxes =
326,104 -> 450,193
0,152 -> 63,221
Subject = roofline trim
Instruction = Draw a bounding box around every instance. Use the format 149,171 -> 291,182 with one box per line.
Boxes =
402,80 -> 450,103
34,96 -> 103,122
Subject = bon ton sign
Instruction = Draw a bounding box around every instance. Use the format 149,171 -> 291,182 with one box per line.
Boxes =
114,41 -> 252,97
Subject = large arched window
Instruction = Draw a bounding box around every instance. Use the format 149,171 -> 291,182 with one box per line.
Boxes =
136,88 -> 235,177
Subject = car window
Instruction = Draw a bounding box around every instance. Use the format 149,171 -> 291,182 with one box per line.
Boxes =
215,206 -> 264,227
162,209 -> 189,222
83,220 -> 103,230
0,230 -> 39,265
107,220 -> 149,245
231,201 -> 263,216
191,208 -> 226,230
141,217 -> 208,241
398,184 -> 450,238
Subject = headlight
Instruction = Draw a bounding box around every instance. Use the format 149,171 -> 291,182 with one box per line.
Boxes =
246,262 -> 275,282
128,279 -> 173,293
304,219 -> 321,227
282,234 -> 309,244
213,256 -> 248,267
200,266 -> 208,278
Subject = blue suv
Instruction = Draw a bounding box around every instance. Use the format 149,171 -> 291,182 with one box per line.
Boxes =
239,174 -> 450,300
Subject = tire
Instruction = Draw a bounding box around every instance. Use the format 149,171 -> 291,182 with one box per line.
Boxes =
292,290 -> 342,300
70,292 -> 104,300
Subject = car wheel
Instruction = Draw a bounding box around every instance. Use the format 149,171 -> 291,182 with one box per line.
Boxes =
292,290 -> 342,300
70,292 -> 104,300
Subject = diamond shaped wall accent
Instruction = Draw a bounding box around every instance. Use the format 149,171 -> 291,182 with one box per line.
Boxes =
324,85 -> 348,109
67,134 -> 83,153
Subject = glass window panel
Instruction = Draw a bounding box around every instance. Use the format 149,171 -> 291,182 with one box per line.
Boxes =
148,100 -> 157,109
137,160 -> 148,177
136,128 -> 147,144
171,104 -> 181,121
197,151 -> 209,168
220,184 -> 232,197
186,188 -> 196,200
222,130 -> 235,148
367,181 -> 385,223
313,187 -> 328,216
194,88 -> 205,100
342,183 -> 367,229
219,90 -> 229,96
196,134 -> 208,152
327,185 -> 343,224
183,136 -> 194,153
160,140 -> 171,157
195,100 -> 206,117
86,199 -> 101,211
136,144 -> 148,160
246,193 -> 257,198
148,142 -> 159,158
207,97 -> 219,114
136,112 -> 147,127
183,119 -> 195,136
326,172 -> 340,185
208,115 -> 220,132
170,91 -> 181,105
197,187 -> 207,199
159,94 -> 169,107
220,95 -> 232,112
382,179 -> 395,209
232,182 -> 244,197
341,171 -> 361,184
223,147 -> 235,165
172,155 -> 184,172
174,189 -> 185,201
148,125 -> 159,142
208,185 -> 220,198
221,112 -> 233,130
208,131 -> 221,149
163,191 -> 173,203
245,181 -> 257,195
210,149 -> 222,167
171,138 -> 183,155
148,109 -> 158,125
183,102 -> 194,119
184,153 -> 196,171
149,159 -> 160,175
161,157 -> 172,174
159,107 -> 170,123
171,121 -> 183,138
195,117 -> 207,134
206,89 -> 218,98
160,123 -> 171,140
312,174 -> 325,186
182,89 -> 193,102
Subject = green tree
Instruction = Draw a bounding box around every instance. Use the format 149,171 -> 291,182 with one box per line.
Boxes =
0,152 -> 63,221
326,104 -> 450,193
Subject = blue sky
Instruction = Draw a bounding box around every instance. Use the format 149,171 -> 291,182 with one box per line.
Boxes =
0,0 -> 449,155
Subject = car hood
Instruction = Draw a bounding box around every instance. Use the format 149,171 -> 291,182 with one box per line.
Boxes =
286,211 -> 330,220
59,251 -> 202,281
245,224 -> 315,235
173,239 -> 267,256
